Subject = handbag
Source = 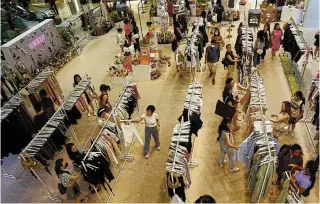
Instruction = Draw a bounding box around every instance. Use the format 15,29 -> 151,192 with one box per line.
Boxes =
58,183 -> 67,195
257,49 -> 263,55
215,100 -> 235,118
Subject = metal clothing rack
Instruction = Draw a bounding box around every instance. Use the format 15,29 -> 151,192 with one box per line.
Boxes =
239,25 -> 253,86
250,70 -> 276,203
3,74 -> 93,202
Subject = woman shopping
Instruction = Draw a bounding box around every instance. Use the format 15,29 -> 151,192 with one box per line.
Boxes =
99,84 -> 112,112
224,44 -> 240,79
217,118 -> 240,173
290,160 -> 318,197
211,28 -> 224,61
261,23 -> 271,61
270,101 -> 291,139
55,158 -> 87,202
289,91 -> 305,132
253,30 -> 265,67
276,144 -> 303,184
73,74 -> 97,117
271,23 -> 283,60
39,89 -> 55,118
172,38 -> 184,77
173,14 -> 183,42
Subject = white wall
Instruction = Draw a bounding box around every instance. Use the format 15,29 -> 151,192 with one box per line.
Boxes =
302,0 -> 320,28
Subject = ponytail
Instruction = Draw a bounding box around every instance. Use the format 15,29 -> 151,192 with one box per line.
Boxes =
55,158 -> 64,178
301,160 -> 318,197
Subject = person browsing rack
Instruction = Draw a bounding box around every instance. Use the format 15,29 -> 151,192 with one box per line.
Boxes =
133,105 -> 160,159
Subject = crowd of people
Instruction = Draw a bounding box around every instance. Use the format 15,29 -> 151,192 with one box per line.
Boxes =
49,1 -> 319,203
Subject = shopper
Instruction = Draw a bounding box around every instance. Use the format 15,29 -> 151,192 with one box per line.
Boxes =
214,1 -> 224,24
117,28 -> 126,52
290,160 -> 318,197
253,30 -> 265,67
204,39 -> 219,84
55,158 -> 86,202
211,28 -> 224,61
270,101 -> 291,139
133,105 -> 160,159
39,89 -> 55,118
217,117 -> 240,173
223,77 -> 247,130
167,0 -> 174,26
261,23 -> 271,61
132,26 -> 141,53
99,84 -> 112,112
48,0 -> 59,14
276,144 -> 303,184
123,18 -> 132,43
66,143 -> 100,194
314,30 -> 319,61
73,74 -> 96,117
33,102 -> 49,131
146,21 -> 158,48
224,44 -> 240,79
195,195 -> 216,203
271,23 -> 283,60
289,91 -> 305,132
172,38 -> 184,77
173,14 -> 183,42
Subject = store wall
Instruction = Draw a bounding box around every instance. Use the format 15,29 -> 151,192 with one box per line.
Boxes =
301,0 -> 320,47
303,0 -> 319,28
1,19 -> 62,79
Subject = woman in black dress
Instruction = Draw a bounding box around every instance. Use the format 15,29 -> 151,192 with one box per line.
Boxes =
173,14 -> 183,42
39,89 -> 55,118
73,74 -> 96,117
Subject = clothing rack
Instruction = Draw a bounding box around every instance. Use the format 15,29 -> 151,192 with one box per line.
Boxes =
3,75 -> 93,203
0,70 -> 56,122
250,70 -> 276,203
239,25 -> 253,86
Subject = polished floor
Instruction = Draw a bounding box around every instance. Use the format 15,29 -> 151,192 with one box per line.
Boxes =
1,2 -> 319,203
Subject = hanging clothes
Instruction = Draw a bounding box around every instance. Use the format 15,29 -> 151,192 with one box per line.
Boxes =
120,123 -> 143,146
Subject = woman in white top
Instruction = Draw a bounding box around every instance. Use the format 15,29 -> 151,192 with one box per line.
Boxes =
224,77 -> 247,130
133,105 -> 161,159
172,38 -> 184,77
117,28 -> 126,52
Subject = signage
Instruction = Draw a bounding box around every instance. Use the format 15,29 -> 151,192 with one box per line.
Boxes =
28,35 -> 46,50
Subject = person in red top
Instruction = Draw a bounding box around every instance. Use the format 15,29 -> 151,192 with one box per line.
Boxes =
124,18 -> 132,43
167,0 -> 174,26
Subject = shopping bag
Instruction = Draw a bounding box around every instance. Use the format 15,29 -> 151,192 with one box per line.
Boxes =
215,100 -> 234,118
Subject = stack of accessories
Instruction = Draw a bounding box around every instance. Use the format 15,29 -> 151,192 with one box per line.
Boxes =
165,121 -> 192,202
107,66 -> 129,77
223,10 -> 240,21
239,0 -> 247,5
151,69 -> 161,80
159,52 -> 171,67
114,55 -> 124,66
157,31 -> 174,44
131,53 -> 140,65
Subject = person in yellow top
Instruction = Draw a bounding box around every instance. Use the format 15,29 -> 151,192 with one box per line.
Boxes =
146,22 -> 158,48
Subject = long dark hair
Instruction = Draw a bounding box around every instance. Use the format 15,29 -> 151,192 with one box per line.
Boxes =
39,89 -> 48,100
217,117 -> 231,142
302,160 -> 319,197
281,101 -> 291,115
264,23 -> 271,34
73,74 -> 81,86
295,91 -> 305,105
55,158 -> 64,178
100,84 -> 111,92
66,143 -> 83,164
257,30 -> 265,42
213,28 -> 220,36
172,39 -> 178,52
274,23 -> 281,30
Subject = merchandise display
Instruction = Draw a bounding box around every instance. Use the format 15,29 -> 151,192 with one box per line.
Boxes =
1,1 -> 320,203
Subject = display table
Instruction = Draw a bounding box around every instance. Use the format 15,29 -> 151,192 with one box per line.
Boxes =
281,6 -> 303,24
132,65 -> 151,81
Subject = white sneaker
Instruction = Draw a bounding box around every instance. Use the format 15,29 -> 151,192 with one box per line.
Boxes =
218,159 -> 227,167
93,112 -> 97,116
87,112 -> 91,117
156,146 -> 161,151
229,167 -> 240,173
145,154 -> 150,159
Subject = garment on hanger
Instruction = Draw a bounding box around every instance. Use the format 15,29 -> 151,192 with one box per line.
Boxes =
120,123 -> 143,146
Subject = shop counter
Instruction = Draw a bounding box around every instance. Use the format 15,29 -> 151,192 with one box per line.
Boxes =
132,65 -> 151,81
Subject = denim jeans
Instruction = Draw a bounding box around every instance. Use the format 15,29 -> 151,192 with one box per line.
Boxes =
219,145 -> 235,169
253,51 -> 261,67
144,126 -> 160,155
